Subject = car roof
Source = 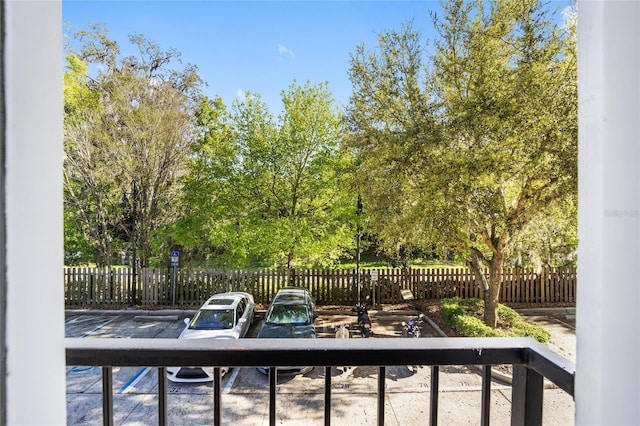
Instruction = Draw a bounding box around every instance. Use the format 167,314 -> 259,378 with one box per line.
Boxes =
275,287 -> 309,295
200,292 -> 250,310
272,287 -> 312,304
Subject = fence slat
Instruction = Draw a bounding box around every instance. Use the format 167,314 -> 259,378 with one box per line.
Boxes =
64,266 -> 577,307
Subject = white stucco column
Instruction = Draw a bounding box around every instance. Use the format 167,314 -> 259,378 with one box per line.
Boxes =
577,1 -> 640,424
5,1 -> 66,424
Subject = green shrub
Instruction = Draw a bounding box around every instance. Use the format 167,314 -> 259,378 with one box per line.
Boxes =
441,297 -> 551,344
441,297 -> 466,323
497,304 -> 521,326
454,315 -> 503,338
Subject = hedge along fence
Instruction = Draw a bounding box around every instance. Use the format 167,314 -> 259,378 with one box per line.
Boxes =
64,266 -> 576,308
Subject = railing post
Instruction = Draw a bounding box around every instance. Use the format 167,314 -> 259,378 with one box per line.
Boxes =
481,365 -> 492,426
324,366 -> 332,426
430,366 -> 439,426
213,367 -> 221,426
102,367 -> 113,426
377,366 -> 385,426
157,367 -> 167,426
511,364 -> 543,426
269,367 -> 277,425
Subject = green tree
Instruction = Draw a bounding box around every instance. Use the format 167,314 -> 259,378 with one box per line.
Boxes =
506,194 -> 577,269
346,0 -> 577,326
166,96 -> 240,265
344,21 -> 438,267
63,53 -> 118,266
175,81 -> 355,268
64,25 -> 203,267
270,81 -> 353,268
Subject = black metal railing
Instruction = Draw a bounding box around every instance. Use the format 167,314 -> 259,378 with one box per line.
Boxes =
66,337 -> 575,426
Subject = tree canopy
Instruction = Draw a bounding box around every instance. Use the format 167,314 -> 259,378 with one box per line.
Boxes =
172,81 -> 356,268
346,0 -> 577,326
64,25 -> 204,267
63,2 -> 578,328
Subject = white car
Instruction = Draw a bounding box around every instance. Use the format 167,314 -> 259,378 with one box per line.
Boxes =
167,291 -> 255,382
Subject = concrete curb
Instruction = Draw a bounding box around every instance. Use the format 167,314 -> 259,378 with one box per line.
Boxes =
516,307 -> 576,314
66,309 -> 197,316
315,309 -> 422,316
418,312 -> 517,385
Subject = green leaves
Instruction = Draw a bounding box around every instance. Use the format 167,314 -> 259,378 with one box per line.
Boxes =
346,0 -> 577,326
442,297 -> 551,343
347,0 -> 576,264
64,26 -> 203,267
174,81 -> 354,268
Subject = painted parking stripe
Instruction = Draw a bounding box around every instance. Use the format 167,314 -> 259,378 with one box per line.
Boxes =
66,315 -> 107,325
118,367 -> 151,394
81,316 -> 120,338
65,316 -> 80,325
69,317 -> 121,373
223,367 -> 240,394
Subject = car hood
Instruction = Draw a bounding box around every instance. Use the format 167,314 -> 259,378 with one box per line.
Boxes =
178,329 -> 239,340
257,324 -> 315,339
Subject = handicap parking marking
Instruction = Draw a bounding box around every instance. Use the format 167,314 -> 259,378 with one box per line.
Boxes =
70,366 -> 100,373
67,316 -> 122,373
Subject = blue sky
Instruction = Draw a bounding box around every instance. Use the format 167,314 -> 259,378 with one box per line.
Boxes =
63,1 -> 571,115
63,1 -> 443,114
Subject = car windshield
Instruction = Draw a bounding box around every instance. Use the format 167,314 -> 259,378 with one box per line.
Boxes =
188,308 -> 235,330
266,304 -> 310,325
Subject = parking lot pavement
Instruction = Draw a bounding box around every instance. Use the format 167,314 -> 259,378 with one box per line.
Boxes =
516,308 -> 576,363
65,309 -> 575,425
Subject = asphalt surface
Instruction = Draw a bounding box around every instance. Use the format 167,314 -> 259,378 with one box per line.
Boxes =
65,307 -> 576,425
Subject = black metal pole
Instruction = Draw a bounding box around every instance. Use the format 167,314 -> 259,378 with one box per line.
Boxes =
131,180 -> 137,304
157,367 -> 167,426
324,366 -> 331,426
377,366 -> 385,425
356,227 -> 360,303
356,194 -> 363,303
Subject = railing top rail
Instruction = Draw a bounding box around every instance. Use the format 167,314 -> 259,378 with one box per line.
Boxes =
66,336 -> 575,394
525,339 -> 576,394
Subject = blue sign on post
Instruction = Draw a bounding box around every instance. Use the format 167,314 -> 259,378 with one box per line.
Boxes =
170,251 -> 179,306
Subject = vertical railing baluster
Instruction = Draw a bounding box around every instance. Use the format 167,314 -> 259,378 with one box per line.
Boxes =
102,367 -> 113,426
511,364 -> 543,426
481,365 -> 492,426
430,366 -> 439,426
325,366 -> 332,426
269,367 -> 277,425
377,366 -> 385,426
213,367 -> 222,426
157,367 -> 167,426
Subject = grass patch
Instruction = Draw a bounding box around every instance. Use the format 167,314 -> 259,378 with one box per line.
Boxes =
441,297 -> 551,343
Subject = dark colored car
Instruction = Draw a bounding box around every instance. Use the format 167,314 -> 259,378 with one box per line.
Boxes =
256,287 -> 317,374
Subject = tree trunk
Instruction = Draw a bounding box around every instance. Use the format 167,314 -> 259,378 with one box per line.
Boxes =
468,250 -> 489,300
484,254 -> 504,328
287,247 -> 294,270
466,248 -> 505,328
